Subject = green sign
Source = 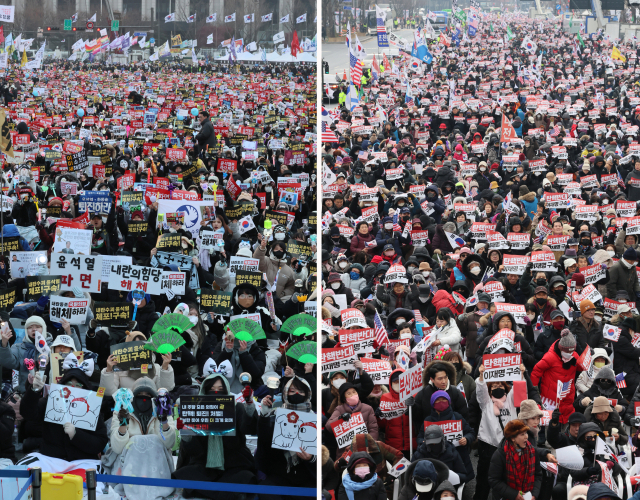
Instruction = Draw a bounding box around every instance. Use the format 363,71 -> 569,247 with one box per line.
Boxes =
64,19 -> 72,31
111,20 -> 119,31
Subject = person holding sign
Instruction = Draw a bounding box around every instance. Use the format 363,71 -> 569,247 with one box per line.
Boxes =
475,361 -> 526,500
487,419 -> 543,500
172,373 -> 258,497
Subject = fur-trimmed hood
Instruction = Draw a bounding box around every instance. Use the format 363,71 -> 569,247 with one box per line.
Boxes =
461,361 -> 473,374
422,359 -> 456,388
526,296 -> 558,308
461,254 -> 487,282
322,445 -> 331,466
519,191 -> 537,203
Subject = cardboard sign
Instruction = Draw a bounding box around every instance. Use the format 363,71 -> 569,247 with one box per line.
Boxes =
179,395 -> 236,436
53,227 -> 92,256
50,254 -> 103,293
340,308 -> 367,329
482,353 -> 522,382
361,357 -> 393,385
44,384 -> 103,431
531,251 -> 557,271
9,251 -> 47,278
425,420 -> 464,445
495,303 -> 526,324
49,296 -> 90,325
502,255 -> 530,274
378,399 -> 407,420
26,276 -> 61,300
234,270 -> 262,288
110,341 -> 154,371
330,411 -> 368,448
507,233 -> 530,250
108,264 -> 163,295
581,263 -> 606,285
94,302 -> 133,326
321,345 -> 357,374
200,289 -> 233,315
270,408 -> 317,454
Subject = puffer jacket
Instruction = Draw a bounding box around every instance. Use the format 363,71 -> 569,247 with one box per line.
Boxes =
327,400 -> 379,457
340,273 -> 367,293
576,348 -> 611,395
458,309 -> 485,360
0,332 -> 54,393
625,169 -> 640,201
519,191 -> 539,220
376,368 -> 416,452
433,320 -> 463,354
573,367 -> 627,416
252,246 -> 296,298
431,290 -> 463,317
612,326 -> 640,396
99,363 -> 175,398
337,451 -> 387,500
569,316 -> 606,354
334,433 -> 403,480
607,260 -> 640,305
109,403 -> 176,455
530,340 -> 580,424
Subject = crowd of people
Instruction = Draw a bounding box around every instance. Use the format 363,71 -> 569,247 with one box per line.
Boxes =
321,11 -> 640,500
0,57 -> 318,499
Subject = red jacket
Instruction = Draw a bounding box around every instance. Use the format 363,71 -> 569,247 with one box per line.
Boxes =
530,340 -> 581,424
433,290 -> 463,316
376,369 -> 416,452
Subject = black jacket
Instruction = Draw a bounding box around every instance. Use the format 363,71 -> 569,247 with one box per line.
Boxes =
195,118 -> 217,152
534,326 -> 562,362
612,327 -> 640,393
488,439 -> 542,500
0,402 -> 15,461
412,439 -> 471,483
569,317 -> 606,355
547,420 -> 578,449
337,452 -> 387,500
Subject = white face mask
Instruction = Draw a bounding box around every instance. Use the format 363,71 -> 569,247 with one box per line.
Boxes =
608,250 -> 615,258
332,378 -> 346,389
480,167 -> 486,172
419,296 -> 429,302
385,223 -> 393,230
392,382 -> 400,392
188,315 -> 198,324
622,259 -> 635,268
400,331 -> 411,339
339,261 -> 348,269
274,233 -> 285,240
470,267 -> 481,276
561,351 -> 573,362
331,282 -> 341,290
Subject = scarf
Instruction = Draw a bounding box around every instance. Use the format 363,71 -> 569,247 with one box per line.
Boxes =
206,435 -> 225,470
504,440 -> 535,493
491,394 -> 507,416
342,473 -> 378,500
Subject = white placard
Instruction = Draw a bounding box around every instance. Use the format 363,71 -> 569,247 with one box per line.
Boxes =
50,254 -> 103,293
44,384 -> 103,431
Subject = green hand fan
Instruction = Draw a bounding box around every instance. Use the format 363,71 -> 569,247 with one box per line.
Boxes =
286,341 -> 317,364
226,318 -> 266,342
152,313 -> 193,335
280,314 -> 317,337
144,331 -> 186,354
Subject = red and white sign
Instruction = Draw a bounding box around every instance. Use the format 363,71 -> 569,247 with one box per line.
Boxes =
425,420 -> 464,445
502,255 -> 530,274
482,353 -> 522,382
507,233 -> 530,250
378,399 -> 407,420
531,251 -> 557,271
330,412 -> 369,448
575,204 -> 599,221
321,345 -> 357,374
398,363 -> 423,403
340,308 -> 368,329
165,148 -> 187,161
546,235 -> 570,252
338,328 -> 375,355
544,192 -> 570,209
617,200 -> 637,217
581,263 -> 606,285
217,158 -> 238,173
361,357 -> 393,385
495,303 -> 527,324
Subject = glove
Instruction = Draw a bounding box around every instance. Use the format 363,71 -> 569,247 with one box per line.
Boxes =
606,461 -> 614,470
118,408 -> 129,426
551,408 -> 561,425
374,407 -> 383,418
340,412 -> 351,421
587,465 -> 601,476
32,372 -> 45,392
523,315 -> 531,326
409,352 -> 417,365
623,223 -> 628,231
387,238 -> 394,244
427,202 -> 434,208
387,344 -> 396,358
63,422 -> 76,440
601,264 -> 607,270
582,397 -> 592,406
242,385 -> 253,403
405,396 -> 415,407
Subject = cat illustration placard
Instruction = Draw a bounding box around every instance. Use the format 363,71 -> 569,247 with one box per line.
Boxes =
44,384 -> 103,431
271,408 -> 317,455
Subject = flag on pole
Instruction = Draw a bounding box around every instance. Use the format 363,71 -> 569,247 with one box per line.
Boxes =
71,12 -> 78,22
616,372 -> 627,389
187,13 -> 196,22
206,14 -> 216,23
612,46 -> 626,62
576,32 -> 585,47
206,33 -> 213,44
291,30 -> 300,57
500,113 -> 519,143
165,12 -> 176,22
371,54 -> 379,80
244,14 -> 254,23
279,14 -> 290,23
88,13 -> 96,22
261,13 -> 273,22
444,231 -> 466,248
225,13 -> 236,22
296,13 -> 307,23
373,311 -> 389,348
350,48 -> 362,84
321,108 -> 339,142
0,110 -> 14,158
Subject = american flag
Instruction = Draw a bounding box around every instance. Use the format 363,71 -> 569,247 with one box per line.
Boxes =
350,49 -> 363,85
549,125 -> 561,138
618,170 -> 626,189
616,372 -> 627,389
557,379 -> 572,400
377,16 -> 386,33
321,107 -> 339,143
413,309 -> 423,322
392,212 -> 402,232
373,311 -> 389,348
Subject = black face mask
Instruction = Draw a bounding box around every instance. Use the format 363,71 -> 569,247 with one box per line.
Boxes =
273,250 -> 285,259
134,395 -> 152,413
536,279 -> 547,286
536,298 -> 547,306
583,439 -> 596,449
288,394 -> 306,404
427,441 -> 444,455
491,388 -> 506,399
581,239 -> 591,247
597,380 -> 613,387
453,362 -> 462,372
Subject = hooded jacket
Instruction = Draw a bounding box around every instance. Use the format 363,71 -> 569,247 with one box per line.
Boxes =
460,254 -> 487,291
574,367 -> 626,415
607,259 -> 640,302
252,245 -> 296,299
327,388 -> 379,457
518,190 -> 539,220
569,316 -> 606,354
576,348 -> 611,394
476,372 -> 519,447
335,433 -> 404,480
624,169 -> 640,201
377,368 -> 416,452
611,325 -> 640,395
0,330 -> 53,393
412,360 -> 469,433
412,436 -> 471,483
336,452 -> 387,500
397,460 -> 451,500
530,340 -> 580,424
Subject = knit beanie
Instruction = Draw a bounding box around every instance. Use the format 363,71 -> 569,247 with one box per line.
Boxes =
558,328 -> 577,351
580,299 -> 595,316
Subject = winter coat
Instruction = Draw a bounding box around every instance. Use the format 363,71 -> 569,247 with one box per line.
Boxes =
432,224 -> 455,254
476,376 -> 519,448
398,462 -> 452,500
530,340 -> 581,424
350,232 -> 375,254
625,169 -> 640,201
322,371 -> 375,416
337,452 -> 387,500
607,260 -> 640,301
576,348 -> 611,395
0,402 -> 14,461
519,191 -> 539,220
434,165 -> 457,188
412,360 -> 469,431
574,380 -> 626,416
253,246 -> 296,299
458,310 -> 484,360
454,362 -> 477,403
407,285 -> 437,325
412,438 -> 470,482
547,419 -> 578,449
433,320 -> 462,354
109,405 -> 176,455
195,118 -> 217,151
376,285 -> 410,313
534,326 -> 562,362
488,439 -> 542,500
377,369 -> 416,451
327,400 -> 379,456
99,363 -> 175,398
341,273 -> 367,293
0,332 -> 55,393
335,433 -> 403,480
525,296 -> 558,325
612,327 -> 640,393
585,404 -> 628,445
569,317 -> 606,354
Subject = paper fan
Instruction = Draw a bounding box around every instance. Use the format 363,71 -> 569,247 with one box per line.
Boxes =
144,331 -> 186,354
286,341 -> 317,364
280,314 -> 317,337
152,313 -> 193,335
226,318 -> 266,342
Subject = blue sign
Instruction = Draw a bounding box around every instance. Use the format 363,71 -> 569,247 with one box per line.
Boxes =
343,6 -> 352,10
377,32 -> 389,47
133,32 -> 147,37
411,43 -> 433,65
78,191 -> 112,214
144,112 -> 156,124
149,38 -> 155,44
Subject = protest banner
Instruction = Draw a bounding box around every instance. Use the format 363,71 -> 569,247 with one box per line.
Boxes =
9,251 -> 47,278
338,328 -> 375,355
50,254 -> 103,293
507,233 -> 530,250
179,395 -> 236,436
361,357 -> 393,385
26,276 -> 61,300
229,256 -> 260,279
530,251 -> 557,271
398,363 -> 424,402
486,328 -> 516,353
330,412 -> 368,448
94,302 -> 133,327
53,227 -> 92,255
321,345 -> 357,374
200,289 -> 233,315
482,353 -> 522,382
49,296 -> 90,325
494,303 -> 527,324
501,255 -> 530,274
424,420 -> 464,445
108,264 -> 163,294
